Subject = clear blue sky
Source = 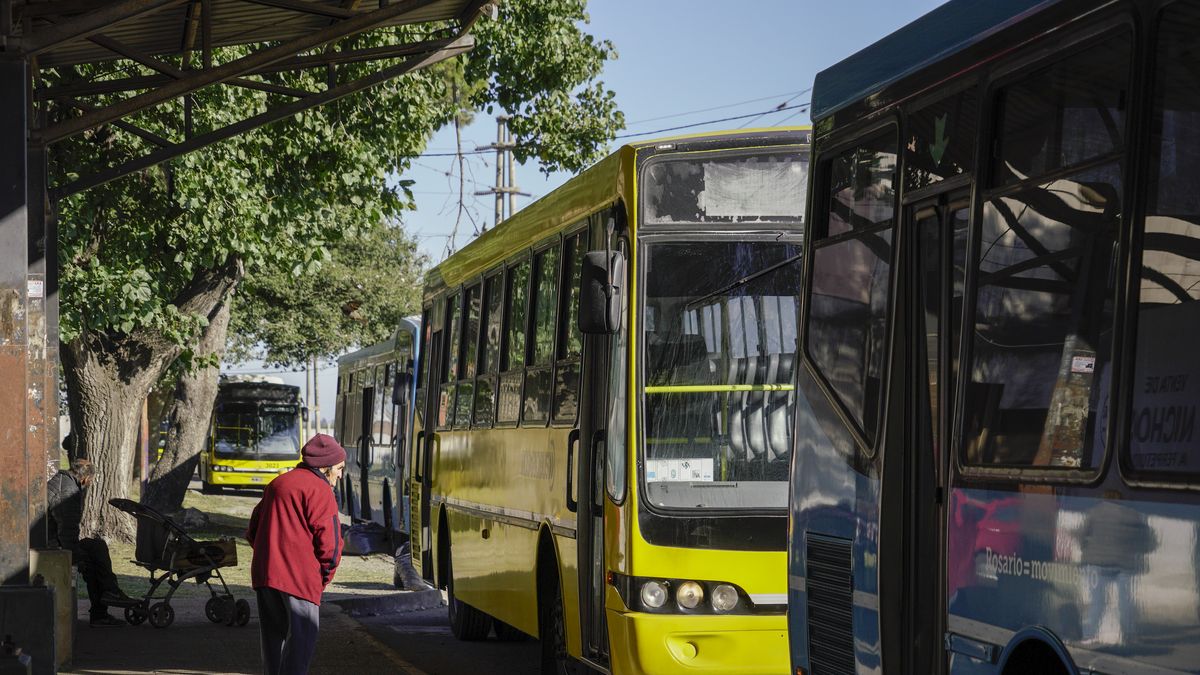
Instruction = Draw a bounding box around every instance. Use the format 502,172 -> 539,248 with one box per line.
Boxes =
229,0 -> 946,423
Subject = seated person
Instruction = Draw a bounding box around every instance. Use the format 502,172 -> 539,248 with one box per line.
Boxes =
47,453 -> 135,627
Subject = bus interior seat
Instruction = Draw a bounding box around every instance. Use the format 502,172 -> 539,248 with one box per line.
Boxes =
745,356 -> 770,460
767,353 -> 795,461
726,356 -> 748,461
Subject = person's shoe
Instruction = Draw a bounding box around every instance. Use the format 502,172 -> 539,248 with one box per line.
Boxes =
99,589 -> 138,607
88,614 -> 124,627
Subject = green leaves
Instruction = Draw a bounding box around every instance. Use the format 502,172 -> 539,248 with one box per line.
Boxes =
52,0 -> 623,362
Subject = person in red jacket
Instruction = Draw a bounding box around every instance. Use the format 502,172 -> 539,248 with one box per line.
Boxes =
246,433 -> 346,674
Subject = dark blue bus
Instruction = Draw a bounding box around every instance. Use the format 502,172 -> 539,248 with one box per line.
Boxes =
788,1 -> 1200,673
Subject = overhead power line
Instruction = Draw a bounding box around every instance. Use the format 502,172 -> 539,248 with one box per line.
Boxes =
614,103 -> 809,139
413,101 -> 811,156
625,88 -> 811,126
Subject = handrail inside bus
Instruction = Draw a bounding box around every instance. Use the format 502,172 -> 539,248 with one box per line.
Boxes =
644,384 -> 795,394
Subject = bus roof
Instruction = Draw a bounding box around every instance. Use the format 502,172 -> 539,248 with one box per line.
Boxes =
810,0 -> 1058,121
336,316 -> 420,368
424,127 -> 811,294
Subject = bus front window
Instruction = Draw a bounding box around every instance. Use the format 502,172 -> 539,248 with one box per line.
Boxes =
214,407 -> 300,459
640,240 -> 802,510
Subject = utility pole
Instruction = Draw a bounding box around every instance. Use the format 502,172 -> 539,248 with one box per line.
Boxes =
475,115 -> 530,230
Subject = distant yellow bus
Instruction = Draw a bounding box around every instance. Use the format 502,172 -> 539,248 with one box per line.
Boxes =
410,129 -> 809,674
199,377 -> 304,492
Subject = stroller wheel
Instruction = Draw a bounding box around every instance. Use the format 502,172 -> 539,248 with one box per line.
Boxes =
124,604 -> 148,626
205,596 -> 231,624
148,602 -> 175,628
234,599 -> 251,627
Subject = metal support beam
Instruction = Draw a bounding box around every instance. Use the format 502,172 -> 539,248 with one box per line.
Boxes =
35,36 -> 459,100
55,33 -> 473,197
69,98 -> 173,147
18,0 -> 189,56
88,32 -> 185,78
0,58 -> 30,585
36,0 -> 442,145
240,0 -> 357,20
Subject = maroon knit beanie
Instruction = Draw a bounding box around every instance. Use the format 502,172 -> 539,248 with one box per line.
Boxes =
301,434 -> 347,468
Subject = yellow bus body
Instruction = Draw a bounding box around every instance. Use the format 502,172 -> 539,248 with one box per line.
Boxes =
418,128 -> 807,674
201,454 -> 294,489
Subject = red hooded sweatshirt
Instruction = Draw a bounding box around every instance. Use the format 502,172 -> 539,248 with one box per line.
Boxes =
246,464 -> 342,605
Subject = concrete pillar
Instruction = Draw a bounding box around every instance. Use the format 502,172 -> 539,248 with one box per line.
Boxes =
0,57 -> 30,586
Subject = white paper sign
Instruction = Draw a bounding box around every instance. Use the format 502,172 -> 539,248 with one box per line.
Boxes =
645,458 -> 714,483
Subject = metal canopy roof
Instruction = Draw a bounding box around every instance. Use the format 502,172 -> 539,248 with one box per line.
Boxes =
1,0 -> 491,197
9,0 -> 476,66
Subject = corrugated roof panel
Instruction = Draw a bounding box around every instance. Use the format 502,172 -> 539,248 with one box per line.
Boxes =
22,0 -> 474,67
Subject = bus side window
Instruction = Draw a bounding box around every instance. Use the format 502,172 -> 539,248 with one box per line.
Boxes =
524,243 -> 561,425
552,229 -> 587,425
439,293 -> 461,430
962,36 -> 1128,471
498,259 -> 531,425
474,272 -> 503,428
379,364 -> 392,446
413,306 -> 432,480
456,283 -> 482,429
1126,4 -> 1200,481
806,132 -> 897,445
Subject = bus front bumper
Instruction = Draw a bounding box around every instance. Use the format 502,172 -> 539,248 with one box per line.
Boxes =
606,610 -> 788,675
207,471 -> 284,488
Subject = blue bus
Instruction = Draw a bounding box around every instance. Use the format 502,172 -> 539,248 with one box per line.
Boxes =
788,1 -> 1200,673
334,317 -> 421,547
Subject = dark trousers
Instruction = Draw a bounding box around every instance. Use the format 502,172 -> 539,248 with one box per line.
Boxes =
74,538 -> 121,619
256,587 -> 320,675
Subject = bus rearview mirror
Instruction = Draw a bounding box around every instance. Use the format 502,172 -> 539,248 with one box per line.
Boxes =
579,250 -> 625,335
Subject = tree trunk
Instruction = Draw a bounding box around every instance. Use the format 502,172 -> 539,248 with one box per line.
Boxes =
62,258 -> 242,541
62,334 -> 175,542
141,292 -> 235,513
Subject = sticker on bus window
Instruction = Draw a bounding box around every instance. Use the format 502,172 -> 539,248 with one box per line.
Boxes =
645,458 -> 714,483
1071,356 -> 1096,374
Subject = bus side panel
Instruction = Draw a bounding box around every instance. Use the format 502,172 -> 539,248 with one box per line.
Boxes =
444,504 -> 542,636
433,426 -> 579,641
788,364 -> 883,674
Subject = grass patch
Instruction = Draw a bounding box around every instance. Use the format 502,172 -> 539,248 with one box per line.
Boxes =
95,484 -> 396,604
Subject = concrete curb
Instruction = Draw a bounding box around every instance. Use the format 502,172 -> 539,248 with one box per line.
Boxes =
331,589 -> 444,617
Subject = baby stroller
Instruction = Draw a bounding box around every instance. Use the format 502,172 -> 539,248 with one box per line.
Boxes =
108,498 -> 250,629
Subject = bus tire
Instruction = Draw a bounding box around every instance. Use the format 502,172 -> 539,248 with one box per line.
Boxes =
1001,639 -> 1070,675
446,545 -> 491,641
494,618 -> 530,642
538,570 -> 580,674
382,481 -> 395,552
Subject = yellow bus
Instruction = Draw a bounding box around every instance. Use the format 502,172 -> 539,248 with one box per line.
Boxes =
410,128 -> 809,674
199,376 -> 304,493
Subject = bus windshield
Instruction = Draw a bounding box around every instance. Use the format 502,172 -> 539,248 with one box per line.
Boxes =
640,240 -> 802,510
214,407 -> 301,459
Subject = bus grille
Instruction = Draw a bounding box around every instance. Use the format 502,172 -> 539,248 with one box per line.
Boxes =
805,533 -> 855,675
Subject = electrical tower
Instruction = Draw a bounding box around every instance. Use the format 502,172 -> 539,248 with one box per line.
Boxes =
475,115 -> 530,230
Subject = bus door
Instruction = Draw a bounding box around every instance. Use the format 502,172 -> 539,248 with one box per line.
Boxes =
412,305 -> 442,578
575,223 -> 622,666
359,380 -> 376,521
892,191 -> 968,674
394,333 -> 416,536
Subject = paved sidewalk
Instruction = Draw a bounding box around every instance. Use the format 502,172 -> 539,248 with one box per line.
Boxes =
65,594 -> 433,674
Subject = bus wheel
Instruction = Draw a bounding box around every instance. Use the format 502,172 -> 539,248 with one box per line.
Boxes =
201,480 -> 220,495
539,573 -> 580,674
446,547 -> 490,641
494,618 -> 530,642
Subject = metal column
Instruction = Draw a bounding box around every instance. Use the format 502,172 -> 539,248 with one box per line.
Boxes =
0,58 -> 30,586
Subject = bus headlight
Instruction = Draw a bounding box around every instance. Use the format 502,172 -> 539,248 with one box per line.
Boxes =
640,581 -> 668,609
676,581 -> 704,610
711,584 -> 738,612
